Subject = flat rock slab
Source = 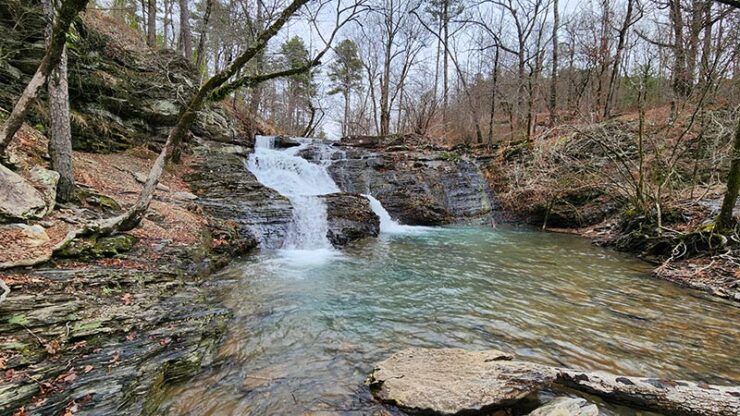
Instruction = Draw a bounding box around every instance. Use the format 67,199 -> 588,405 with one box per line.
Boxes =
367,348 -> 555,415
529,397 -> 598,416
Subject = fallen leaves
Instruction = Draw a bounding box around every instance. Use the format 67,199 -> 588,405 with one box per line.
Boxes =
121,293 -> 133,306
45,340 -> 61,356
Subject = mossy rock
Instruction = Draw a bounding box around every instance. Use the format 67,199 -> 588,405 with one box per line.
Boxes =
56,234 -> 138,259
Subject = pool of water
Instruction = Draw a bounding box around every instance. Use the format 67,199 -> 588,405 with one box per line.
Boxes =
160,226 -> 740,415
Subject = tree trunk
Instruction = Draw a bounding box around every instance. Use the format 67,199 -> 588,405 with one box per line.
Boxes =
0,0 -> 89,157
604,0 -> 635,118
487,47 -> 499,146
194,0 -> 213,71
147,0 -> 156,47
47,25 -> 75,201
442,0 -> 449,137
548,0 -> 559,126
716,114 -> 740,231
178,0 -> 192,59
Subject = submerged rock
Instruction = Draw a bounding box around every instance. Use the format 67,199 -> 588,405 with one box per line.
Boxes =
528,397 -> 598,416
0,163 -> 48,222
320,193 -> 380,247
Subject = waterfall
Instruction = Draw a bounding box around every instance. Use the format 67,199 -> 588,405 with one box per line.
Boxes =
363,194 -> 428,234
247,136 -> 339,250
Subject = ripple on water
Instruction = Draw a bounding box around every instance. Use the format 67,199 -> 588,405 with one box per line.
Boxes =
160,225 -> 740,415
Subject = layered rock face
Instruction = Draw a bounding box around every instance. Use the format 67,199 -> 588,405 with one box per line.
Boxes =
185,145 -> 293,249
326,136 -> 495,226
0,2 -> 245,153
320,193 -> 380,246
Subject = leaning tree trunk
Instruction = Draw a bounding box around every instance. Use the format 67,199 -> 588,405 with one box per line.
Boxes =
0,0 -> 89,157
716,114 -> 740,232
46,0 -> 75,202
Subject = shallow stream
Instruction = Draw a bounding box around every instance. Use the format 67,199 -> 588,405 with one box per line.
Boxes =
161,226 -> 740,415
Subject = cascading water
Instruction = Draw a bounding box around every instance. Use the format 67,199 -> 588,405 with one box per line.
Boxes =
363,194 -> 421,234
247,136 -> 339,251
247,136 -> 421,254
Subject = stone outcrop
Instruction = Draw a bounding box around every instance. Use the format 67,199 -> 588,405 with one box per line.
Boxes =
0,2 -> 247,153
368,348 -> 740,416
326,139 -> 495,226
320,193 -> 380,246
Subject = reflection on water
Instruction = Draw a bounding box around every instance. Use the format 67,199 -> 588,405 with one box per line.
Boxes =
160,226 -> 740,415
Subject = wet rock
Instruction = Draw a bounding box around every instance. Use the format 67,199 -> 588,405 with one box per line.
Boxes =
367,348 -> 551,415
274,136 -> 303,149
185,145 -> 291,249
528,397 -> 598,416
0,266 -> 230,415
320,193 -> 380,247
0,163 -> 48,222
329,144 -> 494,226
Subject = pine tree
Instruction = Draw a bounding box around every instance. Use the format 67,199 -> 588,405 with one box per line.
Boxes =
328,39 -> 363,137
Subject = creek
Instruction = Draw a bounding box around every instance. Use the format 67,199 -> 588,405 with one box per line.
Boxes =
160,138 -> 740,415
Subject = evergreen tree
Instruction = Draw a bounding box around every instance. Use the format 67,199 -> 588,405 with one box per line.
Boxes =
280,36 -> 315,133
328,39 -> 363,136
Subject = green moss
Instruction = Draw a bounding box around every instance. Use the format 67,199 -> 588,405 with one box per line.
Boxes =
441,151 -> 461,163
56,234 -> 138,259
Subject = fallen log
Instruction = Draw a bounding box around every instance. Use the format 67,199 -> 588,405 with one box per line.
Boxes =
367,348 -> 740,416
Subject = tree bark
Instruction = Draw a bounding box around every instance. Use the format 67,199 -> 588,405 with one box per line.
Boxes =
487,47 -> 499,146
147,0 -> 157,47
0,0 -> 89,157
716,114 -> 740,231
194,0 -> 213,71
47,11 -> 75,202
178,0 -> 192,59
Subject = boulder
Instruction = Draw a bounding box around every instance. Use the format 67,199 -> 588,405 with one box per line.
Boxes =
369,348 -> 740,416
528,397 -> 598,416
274,136 -> 302,149
320,193 -> 380,247
0,164 -> 48,222
29,166 -> 60,212
367,348 -> 548,415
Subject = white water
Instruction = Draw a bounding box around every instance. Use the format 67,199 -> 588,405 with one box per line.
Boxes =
363,194 -> 426,234
247,136 -> 338,252
247,136 -> 423,256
